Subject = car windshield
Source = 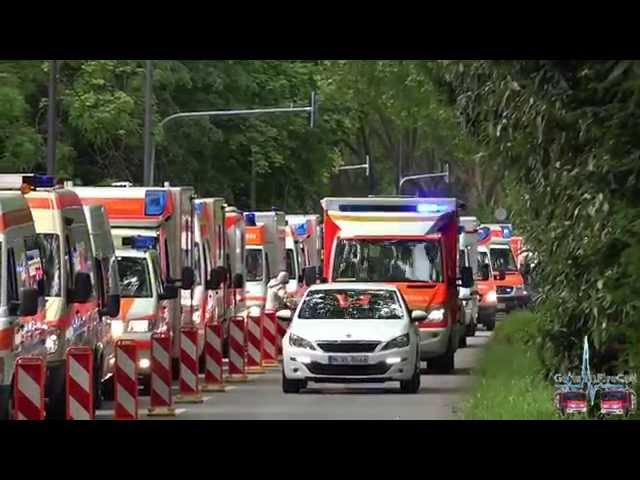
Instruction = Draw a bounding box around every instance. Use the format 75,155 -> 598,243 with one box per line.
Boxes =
603,391 -> 626,401
117,256 -> 152,298
286,248 -> 296,279
298,289 -> 405,320
245,248 -> 263,282
490,247 -> 518,272
37,233 -> 62,297
333,239 -> 443,283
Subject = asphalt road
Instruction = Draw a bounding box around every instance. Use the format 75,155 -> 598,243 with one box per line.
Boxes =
96,330 -> 491,420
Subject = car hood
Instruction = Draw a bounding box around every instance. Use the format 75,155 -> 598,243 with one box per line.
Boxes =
290,319 -> 408,343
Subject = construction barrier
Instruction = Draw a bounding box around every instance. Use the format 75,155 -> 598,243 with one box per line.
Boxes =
148,332 -> 176,416
227,317 -> 248,382
65,346 -> 94,420
176,325 -> 203,403
276,315 -> 288,361
203,322 -> 227,392
262,310 -> 279,368
13,356 -> 45,420
114,339 -> 138,420
246,313 -> 265,374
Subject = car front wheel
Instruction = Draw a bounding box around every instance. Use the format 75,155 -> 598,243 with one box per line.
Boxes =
282,372 -> 306,394
400,362 -> 421,394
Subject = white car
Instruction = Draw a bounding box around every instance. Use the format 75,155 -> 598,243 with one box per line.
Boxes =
278,283 -> 424,394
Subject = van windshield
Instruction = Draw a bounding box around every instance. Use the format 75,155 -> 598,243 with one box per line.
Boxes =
38,234 -> 62,297
246,248 -> 264,282
333,239 -> 443,283
490,247 -> 518,272
117,256 -> 152,298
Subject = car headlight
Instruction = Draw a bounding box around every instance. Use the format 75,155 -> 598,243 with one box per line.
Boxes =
381,333 -> 410,351
288,333 -> 316,350
486,290 -> 497,303
111,320 -> 124,339
45,332 -> 60,354
426,307 -> 445,322
127,320 -> 151,333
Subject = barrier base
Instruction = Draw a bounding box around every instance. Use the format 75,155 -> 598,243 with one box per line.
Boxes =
147,406 -> 177,417
175,393 -> 204,404
202,383 -> 229,392
246,366 -> 266,374
225,374 -> 250,383
262,361 -> 280,369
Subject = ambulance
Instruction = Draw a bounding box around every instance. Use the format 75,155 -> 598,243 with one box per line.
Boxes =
458,216 -> 480,345
244,211 -> 287,313
0,185 -> 45,419
82,204 -> 121,401
285,214 -> 323,274
18,175 -> 102,418
479,224 -> 530,317
225,206 -> 247,320
476,239 -> 497,331
186,198 -> 227,363
284,224 -> 305,297
321,197 -> 473,373
70,184 -> 195,375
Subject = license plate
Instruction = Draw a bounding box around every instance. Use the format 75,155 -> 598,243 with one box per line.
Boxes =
328,355 -> 369,365
497,303 -> 506,310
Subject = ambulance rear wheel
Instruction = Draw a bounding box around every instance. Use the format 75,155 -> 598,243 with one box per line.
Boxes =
485,316 -> 496,332
45,364 -> 66,420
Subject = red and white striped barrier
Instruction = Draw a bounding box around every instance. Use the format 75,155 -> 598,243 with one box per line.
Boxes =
114,339 -> 138,420
227,317 -> 248,382
276,316 -> 289,361
13,356 -> 45,420
203,322 -> 227,392
246,313 -> 265,374
262,310 -> 279,367
176,325 -> 203,403
65,347 -> 94,420
148,332 -> 176,416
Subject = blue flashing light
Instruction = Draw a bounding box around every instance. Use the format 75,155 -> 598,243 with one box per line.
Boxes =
24,175 -> 56,188
294,223 -> 308,236
478,227 -> 491,241
501,225 -> 513,239
416,203 -> 448,214
144,190 -> 168,216
194,201 -> 204,215
131,235 -> 157,250
244,212 -> 257,227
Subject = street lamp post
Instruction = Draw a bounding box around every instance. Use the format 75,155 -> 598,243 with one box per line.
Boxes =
398,163 -> 450,194
147,92 -> 318,187
46,60 -> 58,176
143,61 -> 154,187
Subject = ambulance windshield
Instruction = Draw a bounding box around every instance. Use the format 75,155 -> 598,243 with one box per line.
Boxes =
246,248 -> 264,282
489,247 -> 518,272
286,249 -> 296,279
117,256 -> 152,298
333,239 -> 443,283
37,234 -> 62,297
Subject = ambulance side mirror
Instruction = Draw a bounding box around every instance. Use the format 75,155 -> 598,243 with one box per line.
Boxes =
181,266 -> 195,290
207,266 -> 227,290
460,266 -> 474,289
479,264 -> 490,281
303,266 -> 317,287
19,287 -> 39,317
232,273 -> 244,290
160,284 -> 179,300
101,294 -> 120,318
71,272 -> 93,303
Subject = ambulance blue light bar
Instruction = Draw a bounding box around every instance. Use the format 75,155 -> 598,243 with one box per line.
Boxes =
144,190 -> 168,216
28,175 -> 56,188
194,201 -> 204,215
244,212 -> 257,226
130,236 -> 157,250
501,225 -> 513,239
338,203 -> 451,214
478,227 -> 491,241
294,223 -> 308,236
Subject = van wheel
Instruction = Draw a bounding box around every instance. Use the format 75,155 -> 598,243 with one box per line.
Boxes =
45,364 -> 66,420
465,321 -> 477,337
282,372 -> 305,394
458,332 -> 468,348
485,316 -> 496,332
400,363 -> 421,394
429,339 -> 455,374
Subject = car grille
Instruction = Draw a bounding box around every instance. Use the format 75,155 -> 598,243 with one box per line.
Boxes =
306,362 -> 391,376
496,286 -> 514,295
316,342 -> 380,353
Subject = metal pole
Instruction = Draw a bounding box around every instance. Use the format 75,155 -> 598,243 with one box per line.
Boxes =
250,157 -> 256,210
46,60 -> 57,176
143,61 -> 153,186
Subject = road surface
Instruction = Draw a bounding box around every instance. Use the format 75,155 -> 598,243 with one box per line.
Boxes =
97,331 -> 491,420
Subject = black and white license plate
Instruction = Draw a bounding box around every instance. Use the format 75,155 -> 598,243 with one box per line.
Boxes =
328,355 -> 369,365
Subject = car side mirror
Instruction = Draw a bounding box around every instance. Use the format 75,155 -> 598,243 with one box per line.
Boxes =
181,266 -> 195,290
71,272 -> 93,303
206,266 -> 227,290
159,284 -> 179,300
100,294 -> 120,318
232,273 -> 244,290
19,287 -> 40,317
460,266 -> 474,289
479,264 -> 490,281
411,310 -> 428,323
303,266 -> 317,287
276,309 -> 292,322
